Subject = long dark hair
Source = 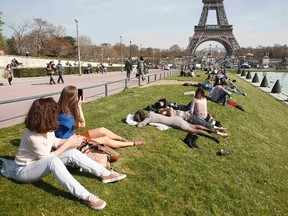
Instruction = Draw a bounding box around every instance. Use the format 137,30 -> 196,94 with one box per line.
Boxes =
133,110 -> 146,122
195,87 -> 205,99
58,85 -> 81,128
25,97 -> 59,133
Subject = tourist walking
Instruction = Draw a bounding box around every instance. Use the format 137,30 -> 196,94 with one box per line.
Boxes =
56,60 -> 64,84
46,61 -> 56,85
137,56 -> 145,81
4,64 -> 13,85
124,58 -> 133,80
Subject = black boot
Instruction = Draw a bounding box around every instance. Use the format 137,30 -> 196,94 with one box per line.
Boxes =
184,133 -> 198,148
215,121 -> 222,127
190,134 -> 199,148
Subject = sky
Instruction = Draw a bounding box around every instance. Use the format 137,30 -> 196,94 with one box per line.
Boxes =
1,0 -> 288,50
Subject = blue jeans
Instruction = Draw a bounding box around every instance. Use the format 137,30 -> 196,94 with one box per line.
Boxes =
215,93 -> 229,105
186,115 -> 213,129
14,149 -> 106,200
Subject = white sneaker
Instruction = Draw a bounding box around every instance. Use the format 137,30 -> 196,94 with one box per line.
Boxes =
84,194 -> 106,210
101,171 -> 127,183
217,131 -> 229,137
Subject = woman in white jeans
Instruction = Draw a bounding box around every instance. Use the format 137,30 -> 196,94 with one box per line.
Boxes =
0,97 -> 126,211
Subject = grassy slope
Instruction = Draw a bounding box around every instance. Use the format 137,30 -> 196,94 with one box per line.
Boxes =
0,71 -> 288,216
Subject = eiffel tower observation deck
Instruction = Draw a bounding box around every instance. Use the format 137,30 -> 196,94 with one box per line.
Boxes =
187,0 -> 240,56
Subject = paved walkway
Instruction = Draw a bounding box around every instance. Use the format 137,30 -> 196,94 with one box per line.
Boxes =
0,70 -> 166,129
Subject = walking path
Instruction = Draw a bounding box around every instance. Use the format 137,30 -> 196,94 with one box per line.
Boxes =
0,70 -> 166,129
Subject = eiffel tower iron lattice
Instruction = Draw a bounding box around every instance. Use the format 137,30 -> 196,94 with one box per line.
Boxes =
187,0 -> 240,56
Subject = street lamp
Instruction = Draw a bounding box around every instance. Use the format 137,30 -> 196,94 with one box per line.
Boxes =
120,36 -> 123,72
75,18 -> 81,75
152,50 -> 155,67
284,44 -> 287,67
140,44 -> 142,56
129,40 -> 132,58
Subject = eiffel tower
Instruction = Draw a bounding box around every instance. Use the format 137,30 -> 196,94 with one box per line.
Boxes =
187,0 -> 240,56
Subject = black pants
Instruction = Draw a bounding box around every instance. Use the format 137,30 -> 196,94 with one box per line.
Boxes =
49,75 -> 55,84
8,76 -> 12,85
57,73 -> 64,83
126,70 -> 131,80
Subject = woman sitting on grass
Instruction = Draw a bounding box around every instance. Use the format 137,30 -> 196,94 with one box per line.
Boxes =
133,110 -> 220,144
55,85 -> 144,148
0,97 -> 126,211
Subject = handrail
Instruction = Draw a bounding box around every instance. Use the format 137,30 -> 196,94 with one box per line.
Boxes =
0,70 -> 178,105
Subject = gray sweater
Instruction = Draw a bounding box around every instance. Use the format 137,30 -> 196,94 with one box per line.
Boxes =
137,112 -> 190,131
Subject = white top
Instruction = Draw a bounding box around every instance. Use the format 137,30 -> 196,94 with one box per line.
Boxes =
190,98 -> 208,119
15,130 -> 61,166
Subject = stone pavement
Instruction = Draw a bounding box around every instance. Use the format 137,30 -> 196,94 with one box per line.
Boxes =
0,70 -> 165,129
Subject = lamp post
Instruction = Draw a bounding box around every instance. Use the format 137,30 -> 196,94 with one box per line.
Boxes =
152,50 -> 155,68
75,19 -> 81,75
129,40 -> 132,58
120,36 -> 123,72
284,44 -> 287,68
140,44 -> 142,56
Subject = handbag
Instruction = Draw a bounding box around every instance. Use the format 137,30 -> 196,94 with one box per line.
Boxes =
3,70 -> 9,79
78,142 -> 111,169
79,139 -> 120,162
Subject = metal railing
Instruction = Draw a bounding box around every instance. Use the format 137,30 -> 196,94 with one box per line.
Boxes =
0,70 -> 178,105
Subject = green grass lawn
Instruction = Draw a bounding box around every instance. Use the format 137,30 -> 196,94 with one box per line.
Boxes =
1,71 -> 288,216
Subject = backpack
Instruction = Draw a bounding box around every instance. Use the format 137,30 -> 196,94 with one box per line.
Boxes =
46,65 -> 54,75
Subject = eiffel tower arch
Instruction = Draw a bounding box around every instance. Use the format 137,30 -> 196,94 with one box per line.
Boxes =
187,0 -> 240,56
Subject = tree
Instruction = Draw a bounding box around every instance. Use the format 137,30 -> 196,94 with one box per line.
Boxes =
78,35 -> 93,61
29,18 -> 54,56
9,20 -> 32,55
0,12 -> 4,50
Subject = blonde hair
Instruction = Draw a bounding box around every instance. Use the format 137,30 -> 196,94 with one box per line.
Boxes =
58,85 -> 81,128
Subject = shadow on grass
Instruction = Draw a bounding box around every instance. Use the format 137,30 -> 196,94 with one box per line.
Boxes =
10,139 -> 21,147
0,155 -> 15,160
67,167 -> 101,180
32,180 -> 78,201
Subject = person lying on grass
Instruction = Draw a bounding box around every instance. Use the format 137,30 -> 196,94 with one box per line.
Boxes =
133,110 -> 221,144
0,97 -> 126,211
154,88 -> 228,136
146,98 -> 191,112
55,85 -> 144,148
155,107 -> 227,136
